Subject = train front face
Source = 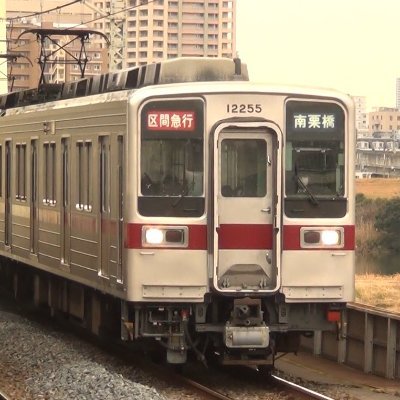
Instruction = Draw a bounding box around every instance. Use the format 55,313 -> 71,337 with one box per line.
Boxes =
125,86 -> 355,365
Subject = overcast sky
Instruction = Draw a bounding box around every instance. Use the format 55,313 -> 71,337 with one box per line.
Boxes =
236,0 -> 400,110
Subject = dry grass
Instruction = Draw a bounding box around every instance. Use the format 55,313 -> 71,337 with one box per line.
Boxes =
355,274 -> 400,313
356,178 -> 400,199
355,179 -> 400,313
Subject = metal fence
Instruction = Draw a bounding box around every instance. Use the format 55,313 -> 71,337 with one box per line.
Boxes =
301,302 -> 400,379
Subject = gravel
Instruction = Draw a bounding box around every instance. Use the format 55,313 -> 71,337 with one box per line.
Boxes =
0,304 -> 166,400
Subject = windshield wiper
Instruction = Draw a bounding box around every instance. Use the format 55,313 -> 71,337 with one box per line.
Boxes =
171,186 -> 189,208
294,175 -> 319,206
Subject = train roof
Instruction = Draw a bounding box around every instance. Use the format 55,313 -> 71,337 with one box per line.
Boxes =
0,57 -> 248,112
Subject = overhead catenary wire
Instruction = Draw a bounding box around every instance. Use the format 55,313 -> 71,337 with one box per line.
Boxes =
2,0 -> 82,22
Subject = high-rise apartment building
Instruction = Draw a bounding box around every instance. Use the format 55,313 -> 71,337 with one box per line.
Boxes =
3,0 -> 236,92
92,0 -> 236,67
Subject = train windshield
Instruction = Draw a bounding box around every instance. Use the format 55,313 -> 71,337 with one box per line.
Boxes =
141,139 -> 203,197
138,99 -> 205,217
285,101 -> 346,217
287,145 -> 343,198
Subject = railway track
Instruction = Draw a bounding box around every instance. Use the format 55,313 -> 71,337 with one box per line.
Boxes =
0,390 -> 10,400
270,374 -> 334,400
175,371 -> 336,400
0,295 -> 338,400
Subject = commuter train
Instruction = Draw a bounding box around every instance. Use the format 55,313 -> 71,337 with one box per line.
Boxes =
0,58 -> 355,368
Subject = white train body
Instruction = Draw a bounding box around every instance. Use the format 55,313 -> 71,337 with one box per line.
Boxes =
0,58 -> 355,366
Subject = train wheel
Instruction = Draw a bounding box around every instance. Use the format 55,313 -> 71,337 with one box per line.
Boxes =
258,364 -> 274,377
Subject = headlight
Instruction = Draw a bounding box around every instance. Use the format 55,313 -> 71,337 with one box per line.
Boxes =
142,226 -> 188,247
145,228 -> 164,245
301,227 -> 344,248
321,230 -> 341,246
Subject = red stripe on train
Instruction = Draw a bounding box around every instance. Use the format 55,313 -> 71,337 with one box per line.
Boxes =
218,224 -> 273,249
125,223 -> 355,251
283,225 -> 355,250
124,223 -> 207,249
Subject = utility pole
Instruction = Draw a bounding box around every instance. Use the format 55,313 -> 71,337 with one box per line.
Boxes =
82,0 -> 126,71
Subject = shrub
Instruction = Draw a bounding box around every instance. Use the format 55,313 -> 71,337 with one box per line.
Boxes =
375,197 -> 400,253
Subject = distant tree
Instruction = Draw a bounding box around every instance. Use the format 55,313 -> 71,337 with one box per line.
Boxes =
374,197 -> 400,252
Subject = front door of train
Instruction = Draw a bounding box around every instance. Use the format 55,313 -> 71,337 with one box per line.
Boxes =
213,124 -> 280,293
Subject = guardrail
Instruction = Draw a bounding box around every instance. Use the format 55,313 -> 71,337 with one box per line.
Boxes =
301,302 -> 400,379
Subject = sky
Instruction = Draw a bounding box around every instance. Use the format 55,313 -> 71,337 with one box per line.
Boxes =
236,0 -> 400,110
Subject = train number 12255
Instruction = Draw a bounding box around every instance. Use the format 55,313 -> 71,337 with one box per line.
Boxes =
226,104 -> 262,113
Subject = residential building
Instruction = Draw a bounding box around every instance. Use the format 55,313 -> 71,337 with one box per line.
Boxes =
91,0 -> 236,67
368,107 -> 400,134
352,95 -> 367,132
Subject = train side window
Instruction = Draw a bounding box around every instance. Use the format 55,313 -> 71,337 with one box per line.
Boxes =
76,141 -> 93,212
43,142 -> 56,206
16,143 -> 27,201
99,137 -> 110,213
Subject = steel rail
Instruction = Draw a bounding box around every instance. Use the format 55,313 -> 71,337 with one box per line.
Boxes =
271,374 -> 334,400
178,375 -> 234,400
0,390 -> 10,400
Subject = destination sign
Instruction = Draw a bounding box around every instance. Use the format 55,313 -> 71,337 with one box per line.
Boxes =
286,101 -> 344,138
293,113 -> 336,129
147,111 -> 195,131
